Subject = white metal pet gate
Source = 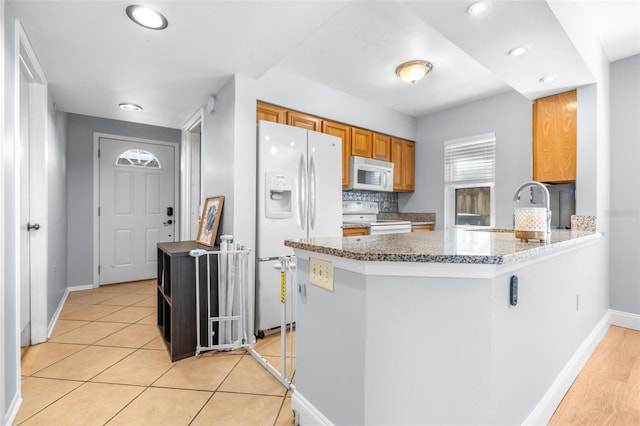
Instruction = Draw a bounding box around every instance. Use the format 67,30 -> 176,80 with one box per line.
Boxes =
189,236 -> 295,389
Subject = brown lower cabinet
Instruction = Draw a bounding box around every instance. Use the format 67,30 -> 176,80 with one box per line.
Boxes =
411,224 -> 434,232
157,241 -> 218,362
343,227 -> 369,237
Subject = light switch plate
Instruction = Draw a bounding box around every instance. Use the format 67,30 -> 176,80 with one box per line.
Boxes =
310,258 -> 333,291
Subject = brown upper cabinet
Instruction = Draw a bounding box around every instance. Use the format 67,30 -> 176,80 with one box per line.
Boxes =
351,128 -> 373,158
322,120 -> 352,188
372,133 -> 391,161
391,138 -> 415,192
257,102 -> 287,124
287,111 -> 322,132
256,101 -> 415,192
532,90 -> 577,183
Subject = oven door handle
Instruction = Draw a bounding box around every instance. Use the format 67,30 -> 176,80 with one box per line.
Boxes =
370,224 -> 412,235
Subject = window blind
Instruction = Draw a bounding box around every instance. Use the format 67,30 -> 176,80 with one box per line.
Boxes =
444,133 -> 496,183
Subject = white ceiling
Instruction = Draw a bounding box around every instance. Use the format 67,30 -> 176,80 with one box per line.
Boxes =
8,0 -> 640,129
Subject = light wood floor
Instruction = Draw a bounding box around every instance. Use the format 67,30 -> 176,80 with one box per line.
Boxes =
550,325 -> 640,425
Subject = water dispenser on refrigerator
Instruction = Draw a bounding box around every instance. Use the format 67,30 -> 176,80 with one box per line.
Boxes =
265,171 -> 293,219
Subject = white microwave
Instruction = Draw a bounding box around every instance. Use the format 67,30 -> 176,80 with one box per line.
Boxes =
348,156 -> 394,192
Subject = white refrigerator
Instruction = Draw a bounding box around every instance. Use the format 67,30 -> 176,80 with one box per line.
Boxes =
256,120 -> 342,334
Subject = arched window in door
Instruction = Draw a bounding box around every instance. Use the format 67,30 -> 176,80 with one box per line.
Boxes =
115,149 -> 162,169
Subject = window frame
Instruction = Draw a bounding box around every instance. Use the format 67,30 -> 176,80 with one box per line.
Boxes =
114,148 -> 162,169
443,132 -> 496,230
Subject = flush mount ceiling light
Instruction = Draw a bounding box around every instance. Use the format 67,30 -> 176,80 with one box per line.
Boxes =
395,60 -> 433,84
467,1 -> 491,15
119,102 -> 143,111
508,46 -> 529,57
539,75 -> 556,83
126,5 -> 168,30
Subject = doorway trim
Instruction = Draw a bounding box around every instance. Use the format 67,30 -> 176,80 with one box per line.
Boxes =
1,0 -> 6,421
15,21 -> 49,346
92,133 -> 180,287
180,107 -> 203,240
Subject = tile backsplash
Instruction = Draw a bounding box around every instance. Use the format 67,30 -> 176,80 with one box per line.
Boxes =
342,190 -> 398,212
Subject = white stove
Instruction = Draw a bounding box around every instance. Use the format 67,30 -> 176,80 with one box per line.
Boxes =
342,201 -> 411,235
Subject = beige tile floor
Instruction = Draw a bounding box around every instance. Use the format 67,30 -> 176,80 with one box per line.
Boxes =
16,279 -> 295,426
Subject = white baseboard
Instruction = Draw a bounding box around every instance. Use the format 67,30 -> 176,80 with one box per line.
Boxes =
609,309 -> 640,331
4,392 -> 22,426
522,310 -> 611,426
47,285 -> 94,339
47,288 -> 71,338
291,391 -> 334,426
68,284 -> 96,292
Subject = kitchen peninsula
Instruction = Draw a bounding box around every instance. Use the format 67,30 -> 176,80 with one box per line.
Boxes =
285,226 -> 607,425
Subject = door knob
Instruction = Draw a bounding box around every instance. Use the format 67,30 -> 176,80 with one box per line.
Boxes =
27,223 -> 41,231
163,219 -> 173,226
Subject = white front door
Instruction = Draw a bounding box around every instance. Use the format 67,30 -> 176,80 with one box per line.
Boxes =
99,137 -> 176,284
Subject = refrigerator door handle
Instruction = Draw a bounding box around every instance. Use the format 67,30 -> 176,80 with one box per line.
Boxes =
309,155 -> 317,230
298,154 -> 307,231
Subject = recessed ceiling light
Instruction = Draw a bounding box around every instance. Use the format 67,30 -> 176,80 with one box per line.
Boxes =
126,5 -> 168,30
119,103 -> 143,111
539,75 -> 556,83
467,1 -> 491,15
508,46 -> 529,56
395,60 -> 433,84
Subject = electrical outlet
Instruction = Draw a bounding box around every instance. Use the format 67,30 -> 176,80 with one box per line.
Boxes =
310,258 -> 333,291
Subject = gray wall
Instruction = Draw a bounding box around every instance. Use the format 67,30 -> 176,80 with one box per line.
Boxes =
201,77 -> 236,243
610,54 -> 640,315
66,114 -> 180,286
400,90 -> 532,229
257,68 -> 417,141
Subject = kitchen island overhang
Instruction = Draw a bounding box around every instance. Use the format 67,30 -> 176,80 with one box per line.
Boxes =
285,229 -> 608,426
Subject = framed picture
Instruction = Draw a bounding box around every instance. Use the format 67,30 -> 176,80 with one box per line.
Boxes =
196,195 -> 224,247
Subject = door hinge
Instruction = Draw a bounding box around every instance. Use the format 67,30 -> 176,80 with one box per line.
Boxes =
97,148 -> 100,158
98,207 -> 100,216
98,264 -> 101,274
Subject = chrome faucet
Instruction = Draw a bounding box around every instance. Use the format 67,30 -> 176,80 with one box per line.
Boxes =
512,181 -> 551,234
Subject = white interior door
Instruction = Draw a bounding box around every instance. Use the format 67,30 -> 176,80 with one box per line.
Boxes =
189,131 -> 201,239
19,69 -> 31,346
99,137 -> 176,285
180,111 -> 202,241
17,23 -> 48,345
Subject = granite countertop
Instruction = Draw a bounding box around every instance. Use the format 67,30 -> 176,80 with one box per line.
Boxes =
285,228 -> 602,264
378,212 -> 435,224
342,223 -> 371,229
